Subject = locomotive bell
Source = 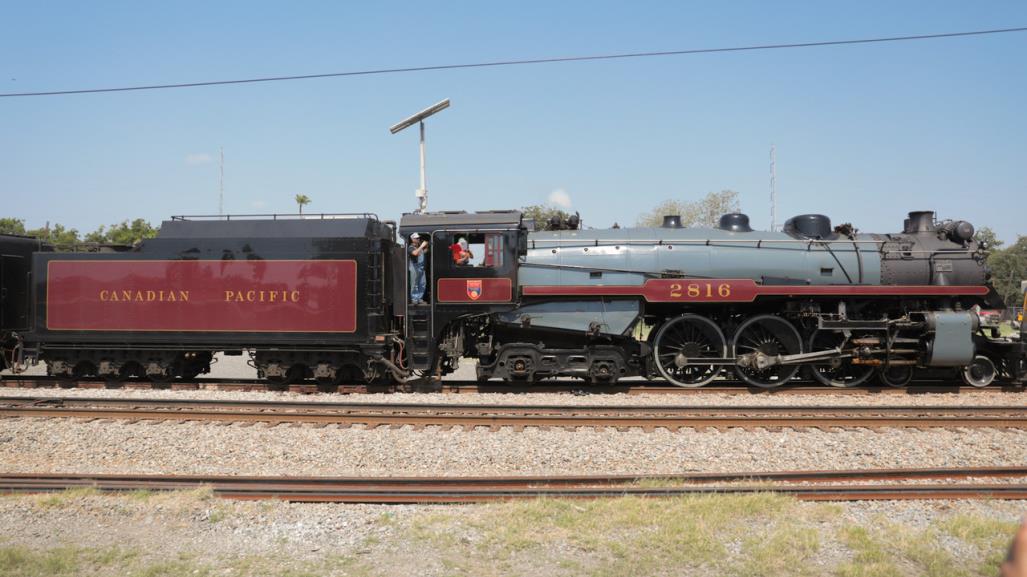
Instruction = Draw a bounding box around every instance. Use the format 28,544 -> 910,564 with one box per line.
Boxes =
943,220 -> 975,243
662,215 -> 683,228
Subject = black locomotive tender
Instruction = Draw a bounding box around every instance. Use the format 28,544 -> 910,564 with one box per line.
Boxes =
1,208 -> 1024,389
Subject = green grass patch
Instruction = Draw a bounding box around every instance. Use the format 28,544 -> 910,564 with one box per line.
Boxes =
206,507 -> 227,524
132,558 -> 211,577
835,516 -> 1016,577
730,525 -> 822,577
403,493 -> 803,576
33,487 -> 100,509
0,546 -> 371,577
1,492 -> 1020,577
125,489 -> 155,501
390,497 -> 1021,577
0,545 -> 137,577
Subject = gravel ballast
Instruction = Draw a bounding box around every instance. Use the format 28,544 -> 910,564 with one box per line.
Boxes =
1,417 -> 1024,477
4,355 -> 1026,576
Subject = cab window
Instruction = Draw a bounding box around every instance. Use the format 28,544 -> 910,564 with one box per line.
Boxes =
448,233 -> 504,268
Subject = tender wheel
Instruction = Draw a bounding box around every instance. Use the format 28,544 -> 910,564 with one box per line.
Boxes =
652,314 -> 728,388
732,314 -> 803,388
961,355 -> 996,388
71,361 -> 96,382
807,330 -> 875,388
147,371 -> 175,386
268,364 -> 306,389
877,365 -> 914,388
314,363 -> 350,390
47,359 -> 69,384
315,374 -> 343,387
103,367 -> 127,388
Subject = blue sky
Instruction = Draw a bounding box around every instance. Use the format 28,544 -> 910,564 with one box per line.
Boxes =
2,1 -> 1025,242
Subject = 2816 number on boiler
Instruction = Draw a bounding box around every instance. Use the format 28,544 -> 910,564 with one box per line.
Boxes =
668,282 -> 732,299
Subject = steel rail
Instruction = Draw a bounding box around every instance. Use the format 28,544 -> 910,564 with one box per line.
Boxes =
3,399 -> 1027,429
2,376 -> 1020,395
5,465 -> 1027,486
3,468 -> 1027,502
2,396 -> 1026,416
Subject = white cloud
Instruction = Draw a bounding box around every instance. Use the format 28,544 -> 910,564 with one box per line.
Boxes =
185,153 -> 212,165
250,200 -> 267,210
547,188 -> 572,209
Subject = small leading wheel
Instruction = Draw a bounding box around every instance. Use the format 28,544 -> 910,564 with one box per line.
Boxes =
732,314 -> 803,388
652,314 -> 728,388
961,355 -> 996,388
877,365 -> 914,388
806,330 -> 874,388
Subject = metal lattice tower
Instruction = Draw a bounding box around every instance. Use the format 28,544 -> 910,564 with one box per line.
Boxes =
218,147 -> 224,216
770,144 -> 777,232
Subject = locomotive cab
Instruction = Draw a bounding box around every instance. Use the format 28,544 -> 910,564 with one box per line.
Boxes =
398,210 -> 526,373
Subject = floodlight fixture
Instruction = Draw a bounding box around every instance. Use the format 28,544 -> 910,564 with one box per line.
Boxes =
389,98 -> 450,214
389,99 -> 450,134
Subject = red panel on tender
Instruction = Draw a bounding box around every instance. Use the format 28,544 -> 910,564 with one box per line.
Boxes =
436,277 -> 513,303
46,259 -> 357,333
522,279 -> 990,302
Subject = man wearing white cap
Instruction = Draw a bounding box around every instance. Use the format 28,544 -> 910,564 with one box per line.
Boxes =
408,233 -> 428,304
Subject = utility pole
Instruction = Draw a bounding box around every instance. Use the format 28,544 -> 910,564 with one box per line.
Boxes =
769,144 -> 777,232
218,147 -> 224,216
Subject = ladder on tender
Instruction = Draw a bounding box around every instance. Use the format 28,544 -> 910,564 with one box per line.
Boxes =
365,248 -> 383,331
406,305 -> 433,370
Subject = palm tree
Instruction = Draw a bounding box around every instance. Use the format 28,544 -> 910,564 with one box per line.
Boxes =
295,194 -> 311,214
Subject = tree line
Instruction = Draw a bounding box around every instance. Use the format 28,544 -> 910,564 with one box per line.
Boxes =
0,217 -> 159,246
3,196 -> 1025,308
975,228 -> 1027,308
522,190 -> 741,230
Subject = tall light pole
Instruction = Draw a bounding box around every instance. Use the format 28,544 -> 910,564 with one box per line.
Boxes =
389,99 -> 450,214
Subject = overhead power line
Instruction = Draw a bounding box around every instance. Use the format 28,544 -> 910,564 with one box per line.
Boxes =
2,26 -> 1025,98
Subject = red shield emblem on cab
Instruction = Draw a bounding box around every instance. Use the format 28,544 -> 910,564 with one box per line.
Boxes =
466,279 -> 483,301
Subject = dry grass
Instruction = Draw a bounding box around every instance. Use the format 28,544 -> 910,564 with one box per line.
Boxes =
403,493 -> 816,576
33,487 -> 100,509
0,492 -> 1021,577
0,545 -> 137,577
0,545 -> 376,577
836,515 -> 1019,577
396,496 -> 1020,577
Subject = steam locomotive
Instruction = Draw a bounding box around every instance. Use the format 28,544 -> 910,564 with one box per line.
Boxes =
1,208 -> 1024,388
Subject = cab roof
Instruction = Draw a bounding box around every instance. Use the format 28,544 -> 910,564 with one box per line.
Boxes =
399,210 -> 522,235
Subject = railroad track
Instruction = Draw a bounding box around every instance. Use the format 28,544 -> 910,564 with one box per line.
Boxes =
3,466 -> 1027,502
3,396 -> 1027,430
2,375 -> 1022,395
